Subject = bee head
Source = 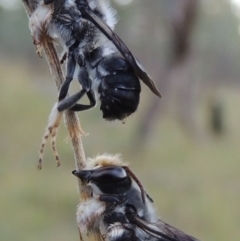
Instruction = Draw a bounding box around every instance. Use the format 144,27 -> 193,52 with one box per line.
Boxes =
72,155 -> 149,204
73,165 -> 132,195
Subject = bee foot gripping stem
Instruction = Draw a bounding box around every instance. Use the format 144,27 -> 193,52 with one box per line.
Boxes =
38,103 -> 63,169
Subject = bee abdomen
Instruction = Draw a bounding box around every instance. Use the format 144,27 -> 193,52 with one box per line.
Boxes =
97,55 -> 141,121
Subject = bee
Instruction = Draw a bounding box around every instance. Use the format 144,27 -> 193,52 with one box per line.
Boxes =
28,0 -> 161,168
72,154 -> 200,241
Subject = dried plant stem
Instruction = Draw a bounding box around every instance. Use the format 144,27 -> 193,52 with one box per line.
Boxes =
21,0 -> 86,193
22,2 -> 99,240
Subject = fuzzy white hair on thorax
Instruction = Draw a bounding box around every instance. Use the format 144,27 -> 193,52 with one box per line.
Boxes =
86,0 -> 118,49
77,198 -> 106,233
86,154 -> 128,169
88,0 -> 118,29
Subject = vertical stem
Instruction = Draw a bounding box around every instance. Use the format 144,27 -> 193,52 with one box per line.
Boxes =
21,0 -> 86,194
22,2 -> 97,240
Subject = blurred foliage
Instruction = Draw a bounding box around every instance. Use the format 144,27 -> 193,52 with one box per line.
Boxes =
0,1 -> 240,241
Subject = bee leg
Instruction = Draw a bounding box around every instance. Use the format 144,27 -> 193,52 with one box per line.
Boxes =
38,103 -> 63,169
60,52 -> 68,64
58,89 -> 87,111
58,51 -> 76,102
58,61 -> 96,112
70,90 -> 96,111
38,49 -> 76,168
58,65 -> 90,111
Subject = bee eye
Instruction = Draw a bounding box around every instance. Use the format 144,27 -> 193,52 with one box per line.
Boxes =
92,166 -> 127,183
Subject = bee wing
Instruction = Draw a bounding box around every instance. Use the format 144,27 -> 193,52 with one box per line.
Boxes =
133,216 -> 200,241
79,4 -> 162,98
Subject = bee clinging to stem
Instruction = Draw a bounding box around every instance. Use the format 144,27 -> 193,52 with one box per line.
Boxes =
72,154 -> 200,241
28,0 -> 161,169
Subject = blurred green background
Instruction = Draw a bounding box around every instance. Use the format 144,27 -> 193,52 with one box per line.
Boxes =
1,0 -> 240,240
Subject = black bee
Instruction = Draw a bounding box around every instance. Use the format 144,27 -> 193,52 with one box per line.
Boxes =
73,154 -> 200,241
29,0 -> 161,168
